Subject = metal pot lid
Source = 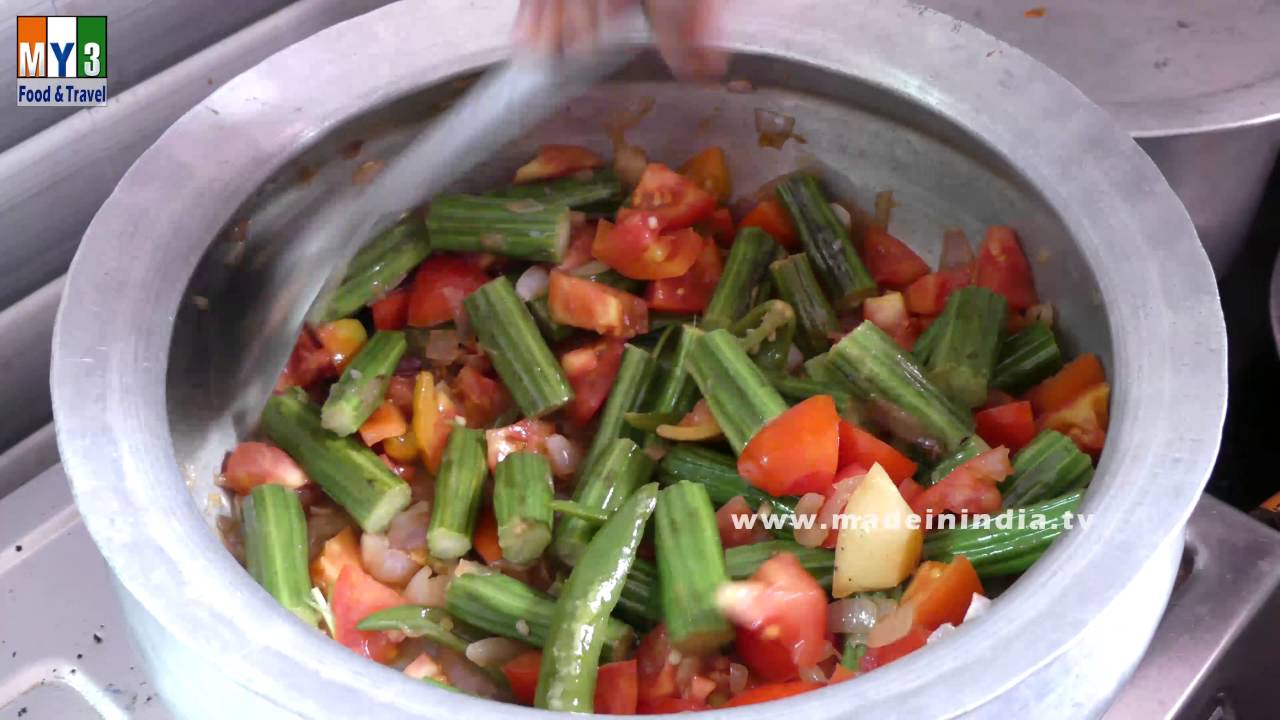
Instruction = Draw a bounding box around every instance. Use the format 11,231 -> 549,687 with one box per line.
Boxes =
924,0 -> 1280,136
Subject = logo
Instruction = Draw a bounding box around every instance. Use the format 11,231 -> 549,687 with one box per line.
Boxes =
16,16 -> 108,107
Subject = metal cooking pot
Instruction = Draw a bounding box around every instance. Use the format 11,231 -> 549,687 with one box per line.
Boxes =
50,1 -> 1227,718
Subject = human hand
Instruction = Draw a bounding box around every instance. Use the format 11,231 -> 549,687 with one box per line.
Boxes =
513,0 -> 727,79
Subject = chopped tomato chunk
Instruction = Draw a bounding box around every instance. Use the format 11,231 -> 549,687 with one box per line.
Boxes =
561,338 -> 626,424
862,228 -> 930,289
724,681 -> 823,707
593,216 -> 704,280
222,441 -> 309,494
738,396 -> 840,497
645,239 -> 723,313
720,553 -> 829,682
502,650 -> 542,705
358,400 -> 409,447
679,146 -> 732,202
910,447 -> 1012,518
514,144 -> 604,184
278,328 -> 337,390
904,266 -> 972,315
1039,382 -> 1109,458
370,289 -> 410,331
739,197 -> 798,249
473,506 -> 503,564
595,660 -> 639,715
452,365 -> 511,429
837,421 -> 918,483
485,418 -> 555,472
974,401 -> 1037,453
716,496 -> 768,548
311,527 -> 361,595
860,624 -> 931,671
617,163 -> 716,230
900,557 -> 984,631
975,226 -> 1038,310
548,270 -> 650,338
636,625 -> 680,706
407,256 -> 490,328
558,217 -> 598,271
331,565 -> 404,663
698,207 -> 736,246
1025,353 -> 1105,415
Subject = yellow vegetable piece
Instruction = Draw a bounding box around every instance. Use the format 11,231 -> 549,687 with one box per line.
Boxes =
832,463 -> 923,597
412,371 -> 440,471
315,318 -> 368,370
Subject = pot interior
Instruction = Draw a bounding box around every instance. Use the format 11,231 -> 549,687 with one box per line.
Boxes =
165,49 -> 1109,559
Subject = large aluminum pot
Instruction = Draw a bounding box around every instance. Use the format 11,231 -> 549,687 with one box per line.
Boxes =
51,1 -> 1227,717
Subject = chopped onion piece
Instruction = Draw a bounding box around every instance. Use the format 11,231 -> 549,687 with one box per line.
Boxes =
793,492 -> 828,548
515,266 -> 550,301
404,652 -> 444,681
755,109 -> 797,149
504,199 -> 545,214
830,203 -> 852,229
873,191 -> 896,230
798,665 -> 827,683
423,329 -> 462,364
545,434 -> 581,477
1026,304 -> 1055,327
361,532 -> 421,585
827,595 -> 880,634
405,569 -> 450,607
614,143 -> 648,187
867,603 -> 914,648
729,663 -> 749,694
437,647 -> 501,698
388,501 -> 431,551
466,637 -> 531,668
726,79 -> 755,94
940,229 -> 973,270
786,345 -> 805,372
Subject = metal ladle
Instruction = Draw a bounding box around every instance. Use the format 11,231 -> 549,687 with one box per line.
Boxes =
229,10 -> 645,430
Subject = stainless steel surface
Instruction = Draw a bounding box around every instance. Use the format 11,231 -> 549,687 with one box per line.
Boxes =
0,0 -> 391,313
8,469 -> 1268,720
0,0 -> 293,152
51,0 -> 1227,718
1271,246 -> 1280,353
0,277 -> 61,456
242,16 -> 643,430
0,465 -> 170,720
0,422 -> 58,500
923,0 -> 1280,275
1105,495 -> 1280,719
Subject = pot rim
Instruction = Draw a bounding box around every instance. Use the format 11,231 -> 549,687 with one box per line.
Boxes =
51,0 -> 1226,717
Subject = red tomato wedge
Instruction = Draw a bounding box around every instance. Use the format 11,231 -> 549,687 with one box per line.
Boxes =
645,239 -> 724,313
860,624 -> 931,672
974,401 -> 1037,452
698,207 -> 736,246
679,146 -> 732,202
407,256 -> 490,327
618,163 -> 716,230
900,556 -> 984,631
222,441 -> 309,494
1025,353 -> 1105,415
331,565 -> 404,663
910,447 -> 1012,518
557,217 -> 599,271
278,328 -> 337,390
738,396 -> 840,497
1039,382 -> 1109,458
720,552 -> 829,682
975,226 -> 1039,310
739,197 -> 799,249
904,266 -> 972,315
724,682 -> 824,708
897,477 -> 925,506
594,660 -> 639,715
473,506 -> 503,564
548,270 -> 650,338
716,496 -> 768,549
358,400 -> 409,447
593,216 -> 704,280
862,228 -> 930,289
502,650 -> 542,705
485,418 -> 555,473
452,365 -> 512,429
636,625 -> 680,705
370,289 -> 410,331
837,421 -> 918,483
561,338 -> 626,424
386,375 -> 415,415
513,144 -> 604,184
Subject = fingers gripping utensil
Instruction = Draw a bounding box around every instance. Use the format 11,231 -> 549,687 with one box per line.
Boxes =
228,10 -> 646,430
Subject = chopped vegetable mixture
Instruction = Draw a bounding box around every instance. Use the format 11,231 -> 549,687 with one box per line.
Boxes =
222,139 -> 1109,711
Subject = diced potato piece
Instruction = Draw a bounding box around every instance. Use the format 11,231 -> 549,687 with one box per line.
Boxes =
832,463 -> 923,597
